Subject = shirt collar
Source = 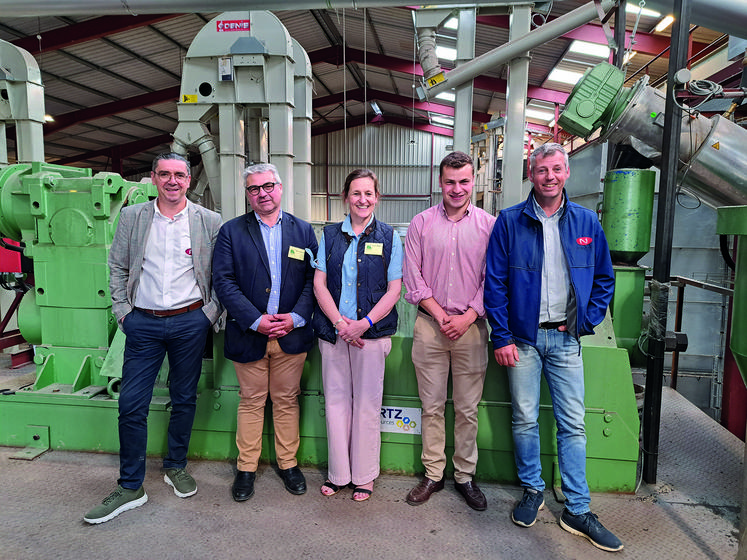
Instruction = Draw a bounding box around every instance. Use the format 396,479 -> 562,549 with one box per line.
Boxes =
256,209 -> 283,228
437,201 -> 473,221
341,213 -> 375,237
154,198 -> 189,220
531,192 -> 564,219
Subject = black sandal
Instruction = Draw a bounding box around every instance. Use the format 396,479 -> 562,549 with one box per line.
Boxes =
352,487 -> 373,502
321,480 -> 344,496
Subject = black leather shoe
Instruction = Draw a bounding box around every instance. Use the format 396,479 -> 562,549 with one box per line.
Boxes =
278,466 -> 306,495
455,480 -> 487,511
406,477 -> 445,506
232,470 -> 256,502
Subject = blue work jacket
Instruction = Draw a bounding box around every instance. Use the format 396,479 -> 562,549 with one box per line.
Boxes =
484,190 -> 615,349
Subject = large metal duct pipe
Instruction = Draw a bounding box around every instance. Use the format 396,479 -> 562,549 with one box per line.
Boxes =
559,62 -> 747,208
0,1 -> 566,17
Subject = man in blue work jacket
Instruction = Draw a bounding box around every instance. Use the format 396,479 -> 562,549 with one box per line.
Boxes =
484,142 -> 622,553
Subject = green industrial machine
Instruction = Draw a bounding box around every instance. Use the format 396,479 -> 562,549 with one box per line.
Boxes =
601,168 -> 656,363
717,207 -> 747,384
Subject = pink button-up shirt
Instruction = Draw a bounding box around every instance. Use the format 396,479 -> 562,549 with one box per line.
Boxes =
404,202 -> 496,317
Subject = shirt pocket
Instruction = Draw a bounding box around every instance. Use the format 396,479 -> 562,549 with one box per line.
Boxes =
565,239 -> 595,269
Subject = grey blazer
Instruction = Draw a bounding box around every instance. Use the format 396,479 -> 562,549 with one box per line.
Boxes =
109,199 -> 223,328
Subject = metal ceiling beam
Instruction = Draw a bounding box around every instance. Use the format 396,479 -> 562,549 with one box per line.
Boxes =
308,46 -> 570,104
475,13 -> 710,56
311,114 -> 452,138
50,133 -> 172,166
313,87 -> 491,123
44,86 -> 181,135
10,14 -> 180,54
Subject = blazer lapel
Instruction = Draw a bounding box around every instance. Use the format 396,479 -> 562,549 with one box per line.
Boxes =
247,212 -> 271,275
280,213 -> 292,290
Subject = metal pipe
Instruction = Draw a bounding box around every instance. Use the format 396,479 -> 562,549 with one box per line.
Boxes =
0,0 -> 569,16
642,0 -> 690,486
417,0 -> 616,101
501,4 -> 531,209
417,28 -> 441,81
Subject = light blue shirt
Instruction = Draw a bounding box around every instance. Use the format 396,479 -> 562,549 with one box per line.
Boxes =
532,194 -> 571,323
249,210 -> 305,331
317,214 -> 403,322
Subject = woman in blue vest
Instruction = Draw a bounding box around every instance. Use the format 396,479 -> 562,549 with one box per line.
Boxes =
313,168 -> 403,501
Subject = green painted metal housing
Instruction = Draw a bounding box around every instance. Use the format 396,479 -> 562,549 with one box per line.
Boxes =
0,297 -> 640,492
0,162 -> 155,393
602,168 -> 655,265
557,62 -> 626,138
717,205 -> 747,385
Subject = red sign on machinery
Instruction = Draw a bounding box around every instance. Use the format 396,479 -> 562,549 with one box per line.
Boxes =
217,20 -> 251,32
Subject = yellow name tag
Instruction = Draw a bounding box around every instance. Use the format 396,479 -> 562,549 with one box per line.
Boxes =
288,246 -> 306,261
364,242 -> 383,256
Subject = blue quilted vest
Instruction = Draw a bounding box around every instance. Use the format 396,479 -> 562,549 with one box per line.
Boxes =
314,218 -> 398,343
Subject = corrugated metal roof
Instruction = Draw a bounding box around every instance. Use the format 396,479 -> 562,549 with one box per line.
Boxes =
0,4 -> 738,175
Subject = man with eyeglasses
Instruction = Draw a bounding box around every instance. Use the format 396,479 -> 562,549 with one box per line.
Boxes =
212,163 -> 317,502
85,152 -> 223,524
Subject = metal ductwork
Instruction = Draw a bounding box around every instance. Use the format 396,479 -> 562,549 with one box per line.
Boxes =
0,0 -> 560,17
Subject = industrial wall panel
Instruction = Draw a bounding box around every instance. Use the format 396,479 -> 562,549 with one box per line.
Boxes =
310,195 -> 328,223
310,124 -> 452,224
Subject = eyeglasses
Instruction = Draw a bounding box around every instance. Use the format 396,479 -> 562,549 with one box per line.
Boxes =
155,170 -> 189,182
246,182 -> 278,196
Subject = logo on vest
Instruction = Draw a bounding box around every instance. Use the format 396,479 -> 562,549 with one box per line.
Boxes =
186,248 -> 192,255
576,237 -> 592,246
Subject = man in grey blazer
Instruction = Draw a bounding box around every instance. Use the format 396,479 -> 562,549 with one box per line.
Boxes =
84,152 -> 222,524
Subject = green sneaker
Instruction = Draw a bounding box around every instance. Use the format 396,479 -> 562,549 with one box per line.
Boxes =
164,467 -> 197,498
83,485 -> 147,524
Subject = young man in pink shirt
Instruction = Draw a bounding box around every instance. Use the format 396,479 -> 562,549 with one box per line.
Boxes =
403,151 -> 496,510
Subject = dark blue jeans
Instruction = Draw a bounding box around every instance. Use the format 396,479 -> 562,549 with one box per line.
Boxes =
118,308 -> 210,490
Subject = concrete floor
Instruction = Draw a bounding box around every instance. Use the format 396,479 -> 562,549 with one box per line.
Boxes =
0,359 -> 741,559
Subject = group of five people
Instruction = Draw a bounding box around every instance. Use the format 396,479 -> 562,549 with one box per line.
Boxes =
84,145 -> 622,552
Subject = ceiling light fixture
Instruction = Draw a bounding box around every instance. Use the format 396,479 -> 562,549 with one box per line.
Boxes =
435,46 -> 457,61
625,4 -> 661,17
568,40 -> 610,59
547,68 -> 584,85
654,15 -> 675,32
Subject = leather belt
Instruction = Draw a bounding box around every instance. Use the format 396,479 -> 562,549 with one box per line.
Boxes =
136,300 -> 203,318
538,320 -> 566,330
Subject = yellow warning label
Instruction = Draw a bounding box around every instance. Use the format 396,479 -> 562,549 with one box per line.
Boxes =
182,95 -> 198,103
712,142 -> 720,150
426,72 -> 446,88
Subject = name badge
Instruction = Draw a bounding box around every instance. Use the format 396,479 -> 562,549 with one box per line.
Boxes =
288,246 -> 306,261
364,242 -> 383,256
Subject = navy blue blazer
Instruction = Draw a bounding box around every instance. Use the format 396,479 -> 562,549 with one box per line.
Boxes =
212,211 -> 318,363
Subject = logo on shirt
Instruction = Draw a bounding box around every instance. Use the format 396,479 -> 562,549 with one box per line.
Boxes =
186,248 -> 192,255
576,237 -> 592,246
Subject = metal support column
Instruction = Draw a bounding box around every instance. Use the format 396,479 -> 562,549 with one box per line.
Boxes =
452,7 -> 476,155
642,0 -> 690,484
612,0 -> 627,68
501,4 -> 531,210
218,103 -> 246,221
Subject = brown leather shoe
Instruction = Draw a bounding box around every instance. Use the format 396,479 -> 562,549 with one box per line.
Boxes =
455,480 -> 487,511
406,477 -> 445,506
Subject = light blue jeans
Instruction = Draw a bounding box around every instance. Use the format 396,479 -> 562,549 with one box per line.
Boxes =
507,328 -> 590,515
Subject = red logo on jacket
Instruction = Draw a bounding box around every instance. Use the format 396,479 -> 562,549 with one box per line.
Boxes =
186,248 -> 192,256
576,237 -> 592,246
